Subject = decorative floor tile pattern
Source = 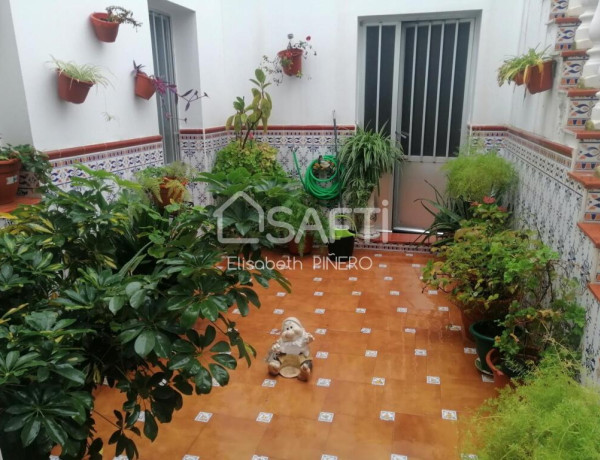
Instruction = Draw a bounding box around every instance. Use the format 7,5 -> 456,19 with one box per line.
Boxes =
93,249 -> 498,459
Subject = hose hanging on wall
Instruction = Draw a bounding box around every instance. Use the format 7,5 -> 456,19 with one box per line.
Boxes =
293,110 -> 342,201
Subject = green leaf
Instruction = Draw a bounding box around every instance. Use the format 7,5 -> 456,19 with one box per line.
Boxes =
42,418 -> 68,445
195,366 -> 212,394
134,330 -> 156,358
108,296 -> 126,314
209,341 -> 230,353
168,354 -> 192,370
130,289 -> 147,309
201,325 -> 216,348
52,364 -> 85,385
209,363 -> 229,386
180,302 -> 201,329
143,412 -> 158,441
21,418 -> 40,446
125,281 -> 142,297
213,353 -> 237,369
154,332 -> 172,358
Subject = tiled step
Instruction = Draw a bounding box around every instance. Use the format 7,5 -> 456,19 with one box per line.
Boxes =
565,88 -> 599,127
560,49 -> 589,88
569,171 -> 600,188
578,222 -> 600,247
555,17 -> 581,50
550,0 -> 569,19
567,128 -> 600,170
569,172 -> 600,222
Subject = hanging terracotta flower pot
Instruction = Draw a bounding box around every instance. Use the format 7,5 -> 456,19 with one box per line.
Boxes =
56,71 -> 94,104
526,60 -> 554,94
278,48 -> 304,76
0,158 -> 21,205
90,12 -> 120,42
513,70 -> 525,86
135,73 -> 157,99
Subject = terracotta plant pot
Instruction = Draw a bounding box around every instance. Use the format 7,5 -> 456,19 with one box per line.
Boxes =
278,48 -> 304,76
526,60 -> 554,94
289,233 -> 314,256
57,71 -> 94,104
486,348 -> 513,389
0,159 -> 21,205
155,178 -> 188,209
90,12 -> 120,42
513,70 -> 524,86
469,320 -> 504,374
135,73 -> 157,100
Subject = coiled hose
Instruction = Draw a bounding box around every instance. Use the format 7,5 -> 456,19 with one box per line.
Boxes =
293,151 -> 341,201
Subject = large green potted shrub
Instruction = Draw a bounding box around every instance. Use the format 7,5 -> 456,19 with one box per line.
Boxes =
0,144 -> 52,204
0,167 -> 289,459
338,125 -> 404,239
463,352 -> 600,459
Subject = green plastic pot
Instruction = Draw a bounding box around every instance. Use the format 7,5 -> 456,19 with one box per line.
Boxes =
469,320 -> 504,374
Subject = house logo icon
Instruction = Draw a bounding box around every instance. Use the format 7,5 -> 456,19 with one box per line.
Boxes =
214,191 -> 264,244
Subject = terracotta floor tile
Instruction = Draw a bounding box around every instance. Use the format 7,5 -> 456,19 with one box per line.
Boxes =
263,377 -> 328,419
441,378 -> 498,414
321,380 -> 384,417
321,309 -> 367,332
186,413 -> 267,460
380,379 -> 442,417
324,413 -> 394,458
367,330 -> 417,355
255,414 -> 331,459
311,330 -> 371,355
318,352 -> 378,385
391,413 -> 460,460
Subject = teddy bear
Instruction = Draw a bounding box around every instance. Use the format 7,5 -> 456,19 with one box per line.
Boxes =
267,317 -> 314,381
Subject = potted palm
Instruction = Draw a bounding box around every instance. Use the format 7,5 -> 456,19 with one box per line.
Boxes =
90,6 -> 141,43
338,125 -> 404,239
51,57 -> 109,104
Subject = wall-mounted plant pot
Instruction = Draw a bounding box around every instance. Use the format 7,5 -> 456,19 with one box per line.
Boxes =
289,234 -> 314,256
90,12 -> 119,42
278,48 -> 304,76
135,73 -> 157,100
513,70 -> 525,86
57,71 -> 94,104
0,159 -> 21,205
526,60 -> 554,94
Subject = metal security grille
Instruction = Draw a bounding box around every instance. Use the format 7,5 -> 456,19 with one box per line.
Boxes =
149,11 -> 179,163
399,19 -> 474,160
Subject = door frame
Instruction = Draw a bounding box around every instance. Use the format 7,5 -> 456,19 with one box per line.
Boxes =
357,11 -> 481,232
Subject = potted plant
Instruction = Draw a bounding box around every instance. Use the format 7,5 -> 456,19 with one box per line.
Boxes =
51,57 -> 110,104
496,47 -> 551,91
261,34 -> 316,84
132,62 -> 208,121
338,125 -> 404,239
90,6 -> 141,43
526,59 -> 555,94
422,200 -> 558,352
327,214 -> 356,261
0,166 -> 289,459
463,352 -> 600,459
134,161 -> 195,209
0,144 -> 52,204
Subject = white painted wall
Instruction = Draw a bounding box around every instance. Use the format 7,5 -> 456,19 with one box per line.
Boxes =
7,0 -> 159,151
506,0 -> 563,142
0,0 -> 33,146
194,0 -> 525,129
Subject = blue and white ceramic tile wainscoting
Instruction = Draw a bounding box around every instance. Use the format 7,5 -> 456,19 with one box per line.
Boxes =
472,125 -> 600,382
180,125 -> 355,205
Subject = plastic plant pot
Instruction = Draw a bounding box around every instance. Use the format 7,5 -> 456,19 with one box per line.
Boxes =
57,72 -> 94,104
526,60 -> 554,94
278,48 -> 304,76
135,73 -> 157,99
469,320 -> 504,374
90,12 -> 120,42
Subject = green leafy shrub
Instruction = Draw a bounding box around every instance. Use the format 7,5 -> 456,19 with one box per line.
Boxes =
443,141 -> 517,203
0,144 -> 52,184
422,201 -> 557,320
463,353 -> 600,459
0,167 -> 288,459
212,141 -> 285,176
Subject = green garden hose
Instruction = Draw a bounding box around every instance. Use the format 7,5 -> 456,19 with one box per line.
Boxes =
293,151 -> 341,201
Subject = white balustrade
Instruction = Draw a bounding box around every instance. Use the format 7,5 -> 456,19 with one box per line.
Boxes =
576,0 -> 600,49
582,1 -> 600,86
568,0 -> 585,18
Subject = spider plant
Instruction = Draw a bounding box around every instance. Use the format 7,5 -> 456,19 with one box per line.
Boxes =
339,125 -> 404,210
497,47 -> 549,86
50,57 -> 110,86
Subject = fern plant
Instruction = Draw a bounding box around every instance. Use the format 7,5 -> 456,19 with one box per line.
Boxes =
50,56 -> 110,86
339,125 -> 404,209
